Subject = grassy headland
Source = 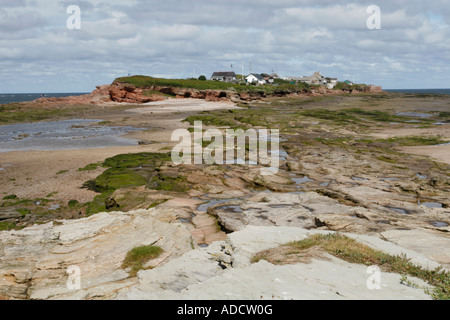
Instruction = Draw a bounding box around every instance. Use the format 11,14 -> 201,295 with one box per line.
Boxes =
114,75 -> 312,93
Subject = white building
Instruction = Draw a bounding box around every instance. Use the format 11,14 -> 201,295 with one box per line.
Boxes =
246,74 -> 266,85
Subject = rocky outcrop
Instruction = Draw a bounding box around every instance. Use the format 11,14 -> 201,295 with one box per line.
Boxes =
0,216 -> 440,300
0,208 -> 194,300
108,83 -> 166,103
1,203 -> 447,300
118,226 -> 437,300
30,81 -> 384,106
368,85 -> 383,93
108,82 -> 241,104
32,85 -> 112,105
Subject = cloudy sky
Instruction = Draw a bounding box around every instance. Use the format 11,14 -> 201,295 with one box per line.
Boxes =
1,0 -> 450,93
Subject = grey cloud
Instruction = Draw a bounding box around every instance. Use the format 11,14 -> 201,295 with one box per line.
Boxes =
1,0 -> 449,93
0,9 -> 47,33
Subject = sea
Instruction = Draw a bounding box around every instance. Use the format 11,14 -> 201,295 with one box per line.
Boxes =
385,89 -> 450,95
0,92 -> 89,105
1,90 -> 450,105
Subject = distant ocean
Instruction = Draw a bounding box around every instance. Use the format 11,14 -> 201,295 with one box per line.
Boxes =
385,89 -> 450,95
0,93 -> 89,105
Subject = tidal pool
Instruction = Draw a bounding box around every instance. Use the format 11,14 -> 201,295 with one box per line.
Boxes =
0,119 -> 143,152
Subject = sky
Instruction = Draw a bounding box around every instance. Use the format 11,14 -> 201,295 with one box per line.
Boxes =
1,0 -> 450,93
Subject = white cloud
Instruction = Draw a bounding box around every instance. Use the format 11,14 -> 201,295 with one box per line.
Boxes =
0,0 -> 449,92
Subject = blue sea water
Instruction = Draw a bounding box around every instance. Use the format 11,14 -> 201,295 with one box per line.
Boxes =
385,89 -> 450,95
0,93 -> 89,105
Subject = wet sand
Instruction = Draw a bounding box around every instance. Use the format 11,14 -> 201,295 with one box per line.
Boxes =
368,126 -> 450,165
0,99 -> 240,203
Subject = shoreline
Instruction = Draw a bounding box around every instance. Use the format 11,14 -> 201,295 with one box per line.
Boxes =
1,93 -> 450,300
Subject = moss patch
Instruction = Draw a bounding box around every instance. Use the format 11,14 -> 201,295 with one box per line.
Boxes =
121,245 -> 164,277
78,163 -> 101,172
82,152 -> 191,215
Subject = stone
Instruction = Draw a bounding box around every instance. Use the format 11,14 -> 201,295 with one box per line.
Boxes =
105,197 -> 120,210
0,208 -> 22,221
381,229 -> 450,268
0,208 -> 194,300
208,192 -> 367,232
116,226 -> 437,300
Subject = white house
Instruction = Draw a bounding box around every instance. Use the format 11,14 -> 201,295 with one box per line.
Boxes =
326,78 -> 338,89
246,73 -> 266,85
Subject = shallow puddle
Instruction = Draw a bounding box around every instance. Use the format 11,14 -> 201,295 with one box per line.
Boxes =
430,221 -> 448,228
215,205 -> 243,213
292,176 -> 314,185
49,204 -> 61,210
420,202 -> 443,209
0,119 -> 143,152
386,206 -> 410,215
397,112 -> 433,118
196,195 -> 249,212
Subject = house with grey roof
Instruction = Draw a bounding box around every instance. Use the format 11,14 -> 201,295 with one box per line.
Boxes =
210,71 -> 237,82
246,73 -> 267,85
284,72 -> 339,88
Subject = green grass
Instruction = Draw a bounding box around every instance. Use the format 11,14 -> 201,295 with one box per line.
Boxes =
377,155 -> 398,164
68,200 -> 80,208
344,108 -> 403,122
78,163 -> 101,172
377,136 -> 448,146
16,208 -> 31,216
114,75 -> 311,94
82,152 -> 190,215
121,245 -> 164,277
301,108 -> 408,124
85,191 -> 113,215
3,194 -> 18,200
252,233 -> 450,300
0,221 -> 19,231
185,114 -> 240,128
302,109 -> 359,124
115,75 -> 239,91
0,103 -> 83,125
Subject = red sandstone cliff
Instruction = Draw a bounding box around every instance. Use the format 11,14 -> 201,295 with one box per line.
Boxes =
31,82 -> 384,105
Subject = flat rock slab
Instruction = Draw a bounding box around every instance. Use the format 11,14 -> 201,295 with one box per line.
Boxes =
118,226 -> 438,300
0,208 -> 194,300
0,208 -> 22,221
381,229 -> 450,267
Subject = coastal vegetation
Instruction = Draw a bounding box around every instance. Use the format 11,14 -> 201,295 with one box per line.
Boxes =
121,245 -> 164,277
82,152 -> 189,215
114,75 -> 312,93
252,233 -> 450,300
